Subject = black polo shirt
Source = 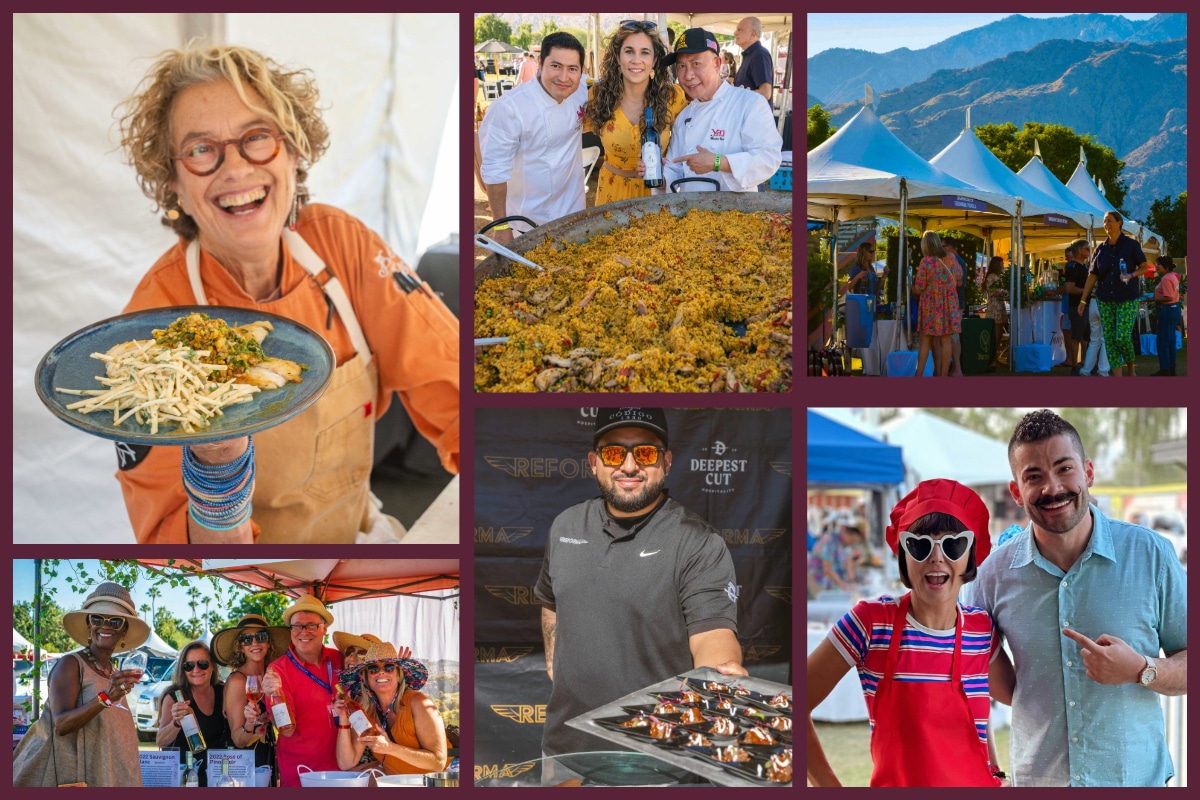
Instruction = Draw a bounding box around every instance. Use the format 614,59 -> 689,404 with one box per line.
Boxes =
534,494 -> 739,756
1089,233 -> 1146,303
734,40 -> 774,99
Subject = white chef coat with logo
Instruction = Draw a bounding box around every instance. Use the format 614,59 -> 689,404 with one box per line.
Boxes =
663,80 -> 782,192
479,78 -> 589,233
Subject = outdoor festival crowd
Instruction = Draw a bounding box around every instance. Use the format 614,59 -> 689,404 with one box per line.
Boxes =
807,410 -> 1188,787
849,210 -> 1184,377
476,17 -> 784,242
13,586 -> 454,787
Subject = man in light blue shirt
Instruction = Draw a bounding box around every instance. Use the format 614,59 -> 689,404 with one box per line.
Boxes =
968,410 -> 1187,786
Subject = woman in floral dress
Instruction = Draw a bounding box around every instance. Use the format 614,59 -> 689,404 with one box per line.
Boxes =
585,21 -> 687,205
913,231 -> 962,377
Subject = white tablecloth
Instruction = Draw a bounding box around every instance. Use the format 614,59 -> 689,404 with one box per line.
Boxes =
862,319 -> 906,376
399,475 -> 459,544
807,623 -> 869,722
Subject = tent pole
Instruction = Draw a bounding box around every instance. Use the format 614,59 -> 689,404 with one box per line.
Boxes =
831,214 -> 840,347
900,179 -> 908,348
32,559 -> 42,720
777,30 -> 793,136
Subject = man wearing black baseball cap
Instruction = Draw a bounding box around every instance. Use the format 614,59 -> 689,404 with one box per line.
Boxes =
643,27 -> 781,192
533,407 -> 745,760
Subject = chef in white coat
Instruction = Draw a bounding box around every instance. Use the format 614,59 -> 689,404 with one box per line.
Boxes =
652,28 -> 782,193
479,32 -> 590,243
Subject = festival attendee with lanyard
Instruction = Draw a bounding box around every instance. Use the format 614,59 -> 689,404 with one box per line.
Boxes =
332,641 -> 448,775
260,594 -> 342,787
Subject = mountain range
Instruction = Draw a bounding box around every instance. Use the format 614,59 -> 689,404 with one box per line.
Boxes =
820,38 -> 1187,219
808,13 -> 1186,105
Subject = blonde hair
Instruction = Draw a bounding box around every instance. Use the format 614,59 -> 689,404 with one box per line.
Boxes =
117,45 -> 329,240
920,231 -> 945,259
854,242 -> 874,270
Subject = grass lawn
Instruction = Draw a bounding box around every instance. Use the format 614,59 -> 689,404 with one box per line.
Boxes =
811,720 -> 1010,787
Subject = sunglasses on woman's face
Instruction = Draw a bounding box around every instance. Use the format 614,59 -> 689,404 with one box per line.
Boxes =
899,530 -> 974,562
619,19 -> 658,32
183,660 -> 211,672
366,663 -> 399,675
237,631 -> 272,646
88,615 -> 128,630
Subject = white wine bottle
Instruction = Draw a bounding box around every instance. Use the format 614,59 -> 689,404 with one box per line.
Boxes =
174,691 -> 207,755
182,751 -> 199,788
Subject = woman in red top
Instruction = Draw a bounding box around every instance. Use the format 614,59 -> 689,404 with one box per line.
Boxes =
807,480 -> 1015,787
1152,256 -> 1182,376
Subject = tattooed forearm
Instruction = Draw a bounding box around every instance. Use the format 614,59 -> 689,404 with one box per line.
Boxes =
541,606 -> 557,680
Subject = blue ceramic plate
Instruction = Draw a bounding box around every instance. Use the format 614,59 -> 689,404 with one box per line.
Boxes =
35,306 -> 335,446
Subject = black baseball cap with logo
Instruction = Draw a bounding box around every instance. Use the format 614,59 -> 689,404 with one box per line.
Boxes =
593,408 -> 669,448
663,27 -> 720,66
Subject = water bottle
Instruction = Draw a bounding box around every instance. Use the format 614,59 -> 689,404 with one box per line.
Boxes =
641,107 -> 663,189
1120,258 -> 1129,283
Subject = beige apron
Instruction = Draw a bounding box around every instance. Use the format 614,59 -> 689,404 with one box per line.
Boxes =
186,231 -> 402,543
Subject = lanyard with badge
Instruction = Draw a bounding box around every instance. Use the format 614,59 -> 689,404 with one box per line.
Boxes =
286,648 -> 336,727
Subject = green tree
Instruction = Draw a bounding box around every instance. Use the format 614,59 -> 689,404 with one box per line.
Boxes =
186,585 -> 201,625
539,19 -> 559,37
807,104 -> 838,151
226,591 -> 290,627
474,14 -> 512,45
147,586 -> 161,623
154,609 -> 193,650
13,599 -> 75,653
1146,191 -> 1186,257
513,23 -> 533,51
976,122 -> 1128,214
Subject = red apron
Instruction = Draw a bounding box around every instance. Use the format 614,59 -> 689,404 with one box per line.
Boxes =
869,593 -> 998,787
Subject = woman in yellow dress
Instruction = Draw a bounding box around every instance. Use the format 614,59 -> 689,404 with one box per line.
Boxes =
586,20 -> 687,205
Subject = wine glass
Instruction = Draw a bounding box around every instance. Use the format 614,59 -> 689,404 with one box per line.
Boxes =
123,650 -> 147,683
244,675 -> 265,733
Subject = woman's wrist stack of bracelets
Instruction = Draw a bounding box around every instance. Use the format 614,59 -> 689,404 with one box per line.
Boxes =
182,437 -> 256,530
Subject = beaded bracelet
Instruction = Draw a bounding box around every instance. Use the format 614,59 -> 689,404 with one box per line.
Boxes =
182,438 -> 255,530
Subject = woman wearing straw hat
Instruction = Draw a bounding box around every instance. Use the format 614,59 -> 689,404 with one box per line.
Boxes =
13,582 -> 148,786
332,641 -> 448,775
212,614 -> 291,779
156,640 -> 230,786
334,631 -> 412,697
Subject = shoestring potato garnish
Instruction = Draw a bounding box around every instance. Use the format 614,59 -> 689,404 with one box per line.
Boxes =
474,207 -> 792,392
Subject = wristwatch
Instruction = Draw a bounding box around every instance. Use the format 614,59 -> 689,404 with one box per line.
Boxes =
1136,654 -> 1158,686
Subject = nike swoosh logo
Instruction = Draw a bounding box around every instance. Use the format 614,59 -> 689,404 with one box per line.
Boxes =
640,550 -> 661,557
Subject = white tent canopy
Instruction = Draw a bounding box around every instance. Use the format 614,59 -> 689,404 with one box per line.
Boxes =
807,104 -> 1013,222
14,628 -> 33,653
930,116 -> 1094,232
1064,152 -> 1161,253
13,14 -> 459,538
880,412 -> 1012,489
137,629 -> 179,658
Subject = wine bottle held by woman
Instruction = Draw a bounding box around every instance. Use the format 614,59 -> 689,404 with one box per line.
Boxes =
642,107 -> 664,189
175,690 -> 208,755
335,684 -> 382,737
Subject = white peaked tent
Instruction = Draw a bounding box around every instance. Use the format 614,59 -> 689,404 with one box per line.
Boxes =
1065,149 -> 1162,254
808,101 -> 1012,346
138,629 -> 178,658
14,628 -> 33,653
880,412 -> 1011,489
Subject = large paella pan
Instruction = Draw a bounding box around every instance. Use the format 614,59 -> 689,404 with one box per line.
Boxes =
474,191 -> 793,393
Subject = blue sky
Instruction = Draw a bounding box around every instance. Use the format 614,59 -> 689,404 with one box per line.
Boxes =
808,13 -> 1162,57
12,560 -> 250,622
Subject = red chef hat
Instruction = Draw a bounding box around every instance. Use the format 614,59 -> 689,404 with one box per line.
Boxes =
885,479 -> 992,564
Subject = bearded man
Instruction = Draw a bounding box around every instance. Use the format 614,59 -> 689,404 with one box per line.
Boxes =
533,407 -> 745,758
967,409 -> 1187,786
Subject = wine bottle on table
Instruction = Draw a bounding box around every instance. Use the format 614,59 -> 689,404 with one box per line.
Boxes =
335,684 -> 382,737
213,759 -> 237,788
267,684 -> 296,735
642,106 -> 664,189
174,690 -> 207,755
182,751 -> 199,788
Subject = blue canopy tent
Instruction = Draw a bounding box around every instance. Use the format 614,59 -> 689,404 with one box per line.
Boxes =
807,410 -> 905,489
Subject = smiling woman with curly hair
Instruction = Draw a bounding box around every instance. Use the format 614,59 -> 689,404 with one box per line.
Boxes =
585,21 -> 686,205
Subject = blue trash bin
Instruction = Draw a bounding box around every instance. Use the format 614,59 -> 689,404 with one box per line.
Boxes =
845,294 -> 875,348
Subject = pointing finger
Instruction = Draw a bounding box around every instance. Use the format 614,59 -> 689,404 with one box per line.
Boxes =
1062,628 -> 1098,650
